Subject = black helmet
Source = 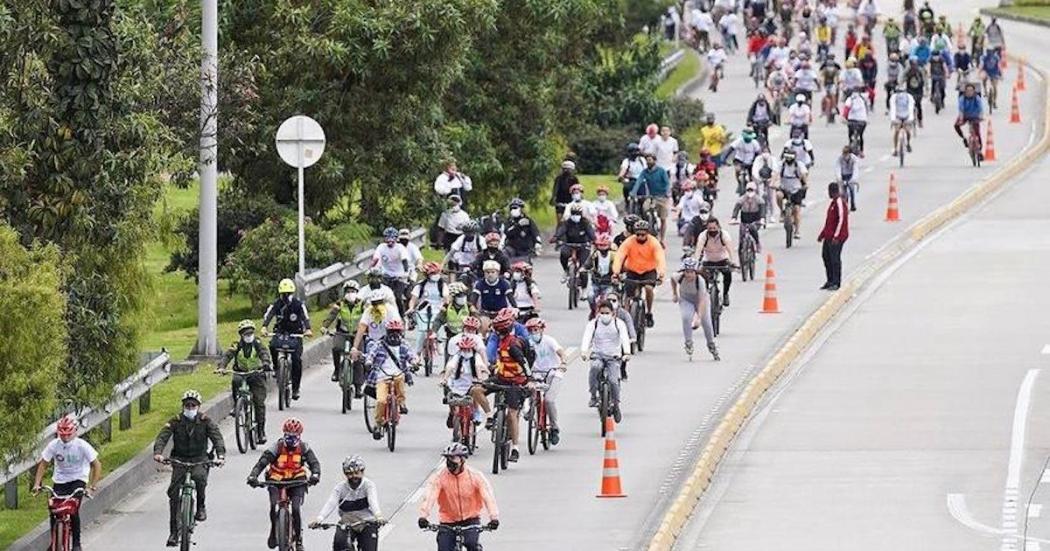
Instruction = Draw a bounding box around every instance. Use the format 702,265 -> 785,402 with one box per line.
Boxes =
462,220 -> 480,234
626,143 -> 641,154
633,220 -> 651,232
509,197 -> 525,209
623,214 -> 641,232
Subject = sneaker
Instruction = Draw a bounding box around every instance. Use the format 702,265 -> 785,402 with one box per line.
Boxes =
550,428 -> 561,446
620,365 -> 628,380
267,532 -> 277,549
794,230 -> 801,239
708,343 -> 721,361
588,396 -> 599,408
446,413 -> 454,429
295,540 -> 305,551
685,341 -> 694,356
372,428 -> 383,440
612,405 -> 623,423
194,506 -> 207,522
722,295 -> 730,307
485,416 -> 496,430
330,373 -> 338,382
560,272 -> 569,284
167,534 -> 179,548
354,389 -> 364,399
256,433 -> 267,445
820,283 -> 830,290
906,143 -> 912,153
961,137 -> 969,148
645,313 -> 654,328
509,448 -> 520,462
399,404 -> 409,415
979,152 -> 985,162
292,390 -> 301,400
827,284 -> 840,291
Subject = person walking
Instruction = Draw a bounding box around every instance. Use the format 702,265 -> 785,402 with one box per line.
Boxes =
818,182 -> 849,291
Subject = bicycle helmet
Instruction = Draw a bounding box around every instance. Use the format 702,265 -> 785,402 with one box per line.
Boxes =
795,93 -> 806,103
626,142 -> 641,154
282,417 -> 304,435
463,316 -> 482,331
462,220 -> 480,234
343,280 -> 361,292
596,185 -> 610,194
485,232 -> 501,245
562,160 -> 576,170
181,390 -> 202,405
237,319 -> 256,334
449,282 -> 468,296
441,442 -> 470,458
623,214 -> 641,232
278,278 -> 296,294
595,233 -> 612,249
367,267 -> 382,282
386,319 -> 405,333
511,261 -> 529,273
525,318 -> 546,331
482,260 -> 501,273
633,220 -> 651,232
569,203 -> 584,214
383,227 -> 398,240
492,308 -> 516,331
569,183 -> 584,194
56,416 -> 78,438
342,455 -> 366,473
705,113 -> 716,123
423,261 -> 442,275
509,197 -> 525,209
457,338 -> 477,352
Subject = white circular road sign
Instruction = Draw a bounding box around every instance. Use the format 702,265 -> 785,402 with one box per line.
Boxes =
275,115 -> 326,168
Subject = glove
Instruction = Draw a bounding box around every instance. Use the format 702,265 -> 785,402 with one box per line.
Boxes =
622,354 -> 632,362
246,477 -> 259,487
487,519 -> 500,531
308,520 -> 320,529
214,456 -> 225,467
418,517 -> 430,529
309,474 -> 320,486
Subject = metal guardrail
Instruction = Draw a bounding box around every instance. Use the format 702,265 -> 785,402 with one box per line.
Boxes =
1,351 -> 172,508
659,48 -> 686,79
297,228 -> 426,298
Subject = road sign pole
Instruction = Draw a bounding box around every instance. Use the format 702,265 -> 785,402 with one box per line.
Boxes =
194,0 -> 219,356
298,162 -> 305,277
275,115 -> 326,283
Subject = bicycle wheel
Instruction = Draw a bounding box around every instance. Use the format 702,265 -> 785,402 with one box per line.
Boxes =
386,420 -> 397,453
499,416 -> 510,471
599,379 -> 610,437
247,404 -> 258,450
527,397 -> 539,455
492,409 -> 505,474
276,361 -> 287,411
784,216 -> 794,248
235,397 -> 249,454
631,301 -> 646,352
567,264 -> 577,310
363,393 -> 376,434
276,508 -> 291,551
423,339 -> 433,377
179,493 -> 194,551
710,284 -> 722,337
52,520 -> 68,551
539,402 -> 550,450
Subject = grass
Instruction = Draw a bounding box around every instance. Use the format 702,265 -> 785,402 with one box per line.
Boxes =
990,5 -> 1050,22
657,49 -> 701,98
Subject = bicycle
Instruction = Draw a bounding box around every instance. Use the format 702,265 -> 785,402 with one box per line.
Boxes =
734,162 -> 752,196
365,375 -> 407,452
253,479 -> 310,551
893,119 -> 910,167
590,352 -> 621,437
423,523 -> 493,550
779,187 -> 804,249
410,306 -> 439,377
821,86 -> 838,124
985,76 -> 999,112
700,264 -> 733,337
447,390 -> 480,454
620,276 -> 658,352
310,519 -> 386,551
750,54 -> 767,88
482,381 -> 519,474
931,78 -> 946,113
271,333 -> 303,411
333,331 -> 357,414
39,486 -> 88,551
525,372 -> 556,454
735,221 -> 761,281
215,368 -> 266,453
163,458 -> 220,551
966,119 -> 983,167
561,243 -> 589,310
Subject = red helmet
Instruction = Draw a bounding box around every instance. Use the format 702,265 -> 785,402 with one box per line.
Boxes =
681,179 -> 696,191
525,318 -> 546,331
463,316 -> 482,331
595,233 -> 612,249
56,416 -> 77,439
493,308 -> 516,331
386,319 -> 405,332
457,338 -> 477,351
484,232 -> 501,244
511,261 -> 529,273
282,417 -> 304,435
569,183 -> 584,193
423,261 -> 442,275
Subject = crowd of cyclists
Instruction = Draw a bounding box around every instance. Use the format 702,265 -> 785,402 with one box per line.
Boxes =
30,2 -> 1011,550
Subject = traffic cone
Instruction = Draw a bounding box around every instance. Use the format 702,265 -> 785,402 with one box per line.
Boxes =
1016,62 -> 1026,92
885,173 -> 901,222
596,417 -> 626,498
1001,47 -> 1008,70
1010,86 -> 1022,124
984,119 -> 997,162
759,253 -> 780,314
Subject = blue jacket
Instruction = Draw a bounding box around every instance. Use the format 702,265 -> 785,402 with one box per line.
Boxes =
485,323 -> 529,363
911,44 -> 931,64
631,166 -> 670,197
958,95 -> 984,119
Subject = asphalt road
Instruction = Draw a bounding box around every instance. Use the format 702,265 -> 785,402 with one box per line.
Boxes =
73,1 -> 1044,549
676,1 -> 1050,550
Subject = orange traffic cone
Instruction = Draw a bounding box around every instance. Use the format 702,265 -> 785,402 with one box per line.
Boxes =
1010,86 -> 1022,124
596,417 -> 626,498
984,119 -> 997,162
759,253 -> 780,314
1016,62 -> 1027,92
885,173 -> 901,222
1001,47 -> 1008,70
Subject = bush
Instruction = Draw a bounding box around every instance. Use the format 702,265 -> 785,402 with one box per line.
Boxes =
167,188 -> 289,279
568,124 -> 639,174
223,216 -> 352,310
0,224 -> 67,460
666,96 -> 706,134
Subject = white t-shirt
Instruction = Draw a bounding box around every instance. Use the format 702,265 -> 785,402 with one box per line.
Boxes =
706,48 -> 727,67
638,134 -> 658,155
653,136 -> 680,171
720,12 -> 740,34
42,438 -> 98,484
691,10 -> 714,32
372,243 -> 410,278
532,335 -> 562,372
404,242 -> 423,273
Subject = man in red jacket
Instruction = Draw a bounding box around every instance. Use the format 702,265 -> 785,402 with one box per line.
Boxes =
818,182 -> 849,291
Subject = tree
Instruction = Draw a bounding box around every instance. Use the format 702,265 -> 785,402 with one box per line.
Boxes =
0,224 -> 67,459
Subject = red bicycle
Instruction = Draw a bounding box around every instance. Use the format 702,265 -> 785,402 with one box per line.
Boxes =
41,485 -> 87,551
966,119 -> 983,167
364,376 -> 404,452
447,390 -> 479,454
525,374 -> 554,454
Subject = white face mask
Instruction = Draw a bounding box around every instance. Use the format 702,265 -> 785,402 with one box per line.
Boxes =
572,193 -> 582,201
344,292 -> 357,302
684,191 -> 694,198
429,274 -> 441,282
183,408 -> 198,420
243,334 -> 255,344
485,275 -> 498,284
570,215 -> 582,223
599,313 -> 613,324
450,205 -> 461,213
510,208 -> 522,217
597,195 -> 608,202
746,190 -> 756,196
454,296 -> 466,305
512,272 -> 523,281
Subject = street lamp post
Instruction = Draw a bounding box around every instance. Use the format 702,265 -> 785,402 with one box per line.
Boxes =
194,0 -> 219,357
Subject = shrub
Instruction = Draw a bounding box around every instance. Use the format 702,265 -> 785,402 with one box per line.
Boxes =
568,125 -> 640,174
666,96 -> 707,135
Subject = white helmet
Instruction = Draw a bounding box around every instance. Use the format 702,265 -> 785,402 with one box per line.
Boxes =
795,93 -> 806,103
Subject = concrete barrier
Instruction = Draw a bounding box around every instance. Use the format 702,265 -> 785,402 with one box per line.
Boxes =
646,56 -> 1049,551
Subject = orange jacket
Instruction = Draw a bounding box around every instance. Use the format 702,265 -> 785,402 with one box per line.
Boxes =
613,235 -> 666,277
418,466 -> 499,523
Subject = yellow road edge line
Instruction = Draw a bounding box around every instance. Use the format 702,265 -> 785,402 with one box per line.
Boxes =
646,56 -> 1049,551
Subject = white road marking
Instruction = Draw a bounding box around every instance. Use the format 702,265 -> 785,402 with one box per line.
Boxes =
1028,543 -> 1042,551
1002,369 -> 1041,550
379,458 -> 444,543
1029,504 -> 1042,518
948,493 -> 1005,536
878,153 -> 892,163
1040,344 -> 1050,355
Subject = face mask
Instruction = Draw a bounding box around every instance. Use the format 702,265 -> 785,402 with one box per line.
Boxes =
283,435 -> 300,448
429,275 -> 441,282
746,190 -> 756,197
385,334 -> 402,346
446,458 -> 463,473
570,215 -> 581,223
599,313 -> 613,324
369,282 -> 380,289
572,193 -> 582,201
183,408 -> 198,420
460,351 -> 474,360
399,238 -> 409,245
450,205 -> 461,213
510,208 -> 522,217
744,137 -> 753,143
243,334 -> 256,344
684,191 -> 694,198
529,333 -> 542,344
347,476 -> 363,489
708,229 -> 719,236
699,211 -> 710,218
512,272 -> 523,281
344,292 -> 357,302
636,236 -> 648,244
597,195 -> 608,202
454,296 -> 466,305
485,275 -> 498,284
487,245 -> 499,251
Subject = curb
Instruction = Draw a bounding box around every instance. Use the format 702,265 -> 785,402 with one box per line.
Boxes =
646,56 -> 1049,550
10,336 -> 333,551
675,50 -> 709,98
980,7 -> 1050,28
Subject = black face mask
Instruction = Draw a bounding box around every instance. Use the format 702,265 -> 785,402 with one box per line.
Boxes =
707,229 -> 719,236
446,458 -> 463,473
347,476 -> 363,489
385,334 -> 402,346
399,239 -> 409,245
369,282 -> 380,289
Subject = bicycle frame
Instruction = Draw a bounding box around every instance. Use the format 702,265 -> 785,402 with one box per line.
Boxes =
43,486 -> 85,551
448,393 -> 477,450
259,480 -> 309,551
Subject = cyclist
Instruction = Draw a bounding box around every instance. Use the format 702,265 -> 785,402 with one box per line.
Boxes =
436,195 -> 471,251
560,183 -> 593,224
724,128 -> 763,195
774,150 -> 809,237
399,228 -> 424,277
219,320 -> 272,443
699,114 -> 728,166
731,182 -> 765,253
310,455 -> 383,551
581,300 -> 632,418
786,94 -> 812,139
696,217 -> 737,307
617,143 -> 646,203
815,17 -> 833,60
526,318 -> 567,445
968,16 -> 986,55
792,61 -> 820,105
488,309 -> 532,462
889,85 -> 916,155
954,45 -> 973,84
980,47 -> 1002,100
694,149 -> 719,201
324,281 -> 364,386
470,232 -> 511,276
555,203 -> 596,284
903,57 -> 926,127
706,42 -> 729,91
418,443 -> 499,551
918,2 -> 935,37
614,214 -> 639,248
632,152 -> 672,243
472,260 -> 515,332
551,160 -> 580,221
954,82 -> 986,159
784,135 -> 816,169
360,268 -> 397,310
929,48 -> 949,105
509,262 -> 542,321
671,256 -> 720,360
591,185 -> 620,236
613,220 -> 666,328
440,337 -> 491,429
365,320 -> 417,439
352,293 -> 402,361
985,17 -> 1005,54
911,36 -> 932,67
247,418 -> 321,551
751,146 -> 778,225
883,17 -> 903,57
835,145 -> 862,211
746,94 -> 773,144
261,279 -> 312,401
840,57 -> 864,96
445,220 -> 483,281
843,87 -> 870,156
407,261 -> 449,358
502,198 -> 542,263
603,292 -> 638,371
152,390 -> 226,547
32,416 -> 101,551
843,24 -> 858,60
674,180 -> 708,237
434,284 -> 476,356
371,227 -> 412,313
858,52 -> 878,106
883,52 -> 905,112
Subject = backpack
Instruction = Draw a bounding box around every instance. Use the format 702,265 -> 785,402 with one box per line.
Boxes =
459,235 -> 481,253
417,278 -> 445,300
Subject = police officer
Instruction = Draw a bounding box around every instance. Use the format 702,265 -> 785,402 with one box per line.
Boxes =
502,198 -> 542,261
152,390 -> 226,547
323,280 -> 364,384
219,320 -> 272,443
262,278 -> 314,400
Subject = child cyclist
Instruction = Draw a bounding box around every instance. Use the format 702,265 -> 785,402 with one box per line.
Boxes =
525,318 -> 568,445
439,338 -> 492,430
508,262 -> 542,322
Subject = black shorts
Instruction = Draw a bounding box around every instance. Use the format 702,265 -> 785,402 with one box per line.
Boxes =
488,381 -> 527,410
783,188 -> 806,206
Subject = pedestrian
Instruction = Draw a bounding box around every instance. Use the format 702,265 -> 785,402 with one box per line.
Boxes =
433,159 -> 473,209
818,182 -> 849,291
551,160 -> 580,222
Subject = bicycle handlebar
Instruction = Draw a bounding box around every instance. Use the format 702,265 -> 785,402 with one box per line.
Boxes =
215,368 -> 268,376
39,486 -> 88,500
253,479 -> 311,488
311,519 -> 387,530
163,458 -> 221,468
423,524 -> 494,534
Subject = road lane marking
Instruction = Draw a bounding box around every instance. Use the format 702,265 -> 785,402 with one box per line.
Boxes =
1040,344 -> 1050,355
948,493 -> 1006,536
378,458 -> 444,544
1001,369 -> 1041,551
1030,504 -> 1043,518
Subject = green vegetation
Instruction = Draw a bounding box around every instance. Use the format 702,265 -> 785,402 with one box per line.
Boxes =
657,50 -> 702,98
988,5 -> 1050,22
